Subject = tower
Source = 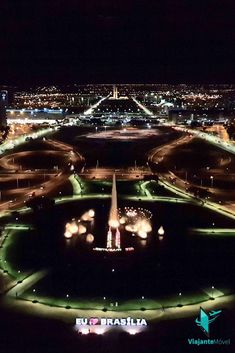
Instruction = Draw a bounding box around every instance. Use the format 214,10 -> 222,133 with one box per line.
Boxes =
0,90 -> 8,127
112,85 -> 118,99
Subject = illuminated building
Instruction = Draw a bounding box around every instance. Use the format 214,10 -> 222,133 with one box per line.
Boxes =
0,90 -> 8,127
112,85 -> 118,99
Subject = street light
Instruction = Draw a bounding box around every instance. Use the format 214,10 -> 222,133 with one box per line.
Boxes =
210,175 -> 214,188
211,286 -> 214,299
65,293 -> 70,308
178,292 -> 182,306
32,288 -> 38,303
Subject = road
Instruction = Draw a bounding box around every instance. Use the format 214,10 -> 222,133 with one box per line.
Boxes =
174,125 -> 235,155
0,136 -> 84,214
78,167 -> 153,180
147,131 -> 235,218
203,124 -> 229,141
148,134 -> 191,165
131,96 -> 154,116
0,127 -> 55,155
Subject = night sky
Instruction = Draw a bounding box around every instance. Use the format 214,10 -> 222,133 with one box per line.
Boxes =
0,0 -> 234,85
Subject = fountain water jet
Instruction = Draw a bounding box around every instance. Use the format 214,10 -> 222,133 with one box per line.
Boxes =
107,174 -> 121,249
108,174 -> 120,229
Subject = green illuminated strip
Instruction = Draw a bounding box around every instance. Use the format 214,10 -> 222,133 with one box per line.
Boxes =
68,174 -> 82,195
139,181 -> 152,198
7,270 -> 48,298
54,193 -> 188,206
158,177 -> 235,220
0,229 -> 32,279
19,290 -> 211,311
190,228 -> 235,237
5,224 -> 33,231
158,178 -> 191,199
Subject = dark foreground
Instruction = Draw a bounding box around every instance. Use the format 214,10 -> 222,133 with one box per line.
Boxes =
0,304 -> 234,353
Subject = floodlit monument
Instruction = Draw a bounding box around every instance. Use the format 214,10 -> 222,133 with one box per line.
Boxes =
112,85 -> 118,99
108,85 -> 128,100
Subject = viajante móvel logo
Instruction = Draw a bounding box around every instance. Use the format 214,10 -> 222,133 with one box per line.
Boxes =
196,307 -> 221,337
187,307 -> 231,346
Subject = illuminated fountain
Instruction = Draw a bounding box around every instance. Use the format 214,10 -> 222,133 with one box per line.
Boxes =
158,226 -> 164,240
119,206 -> 152,240
64,176 -> 153,253
64,210 -> 94,239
